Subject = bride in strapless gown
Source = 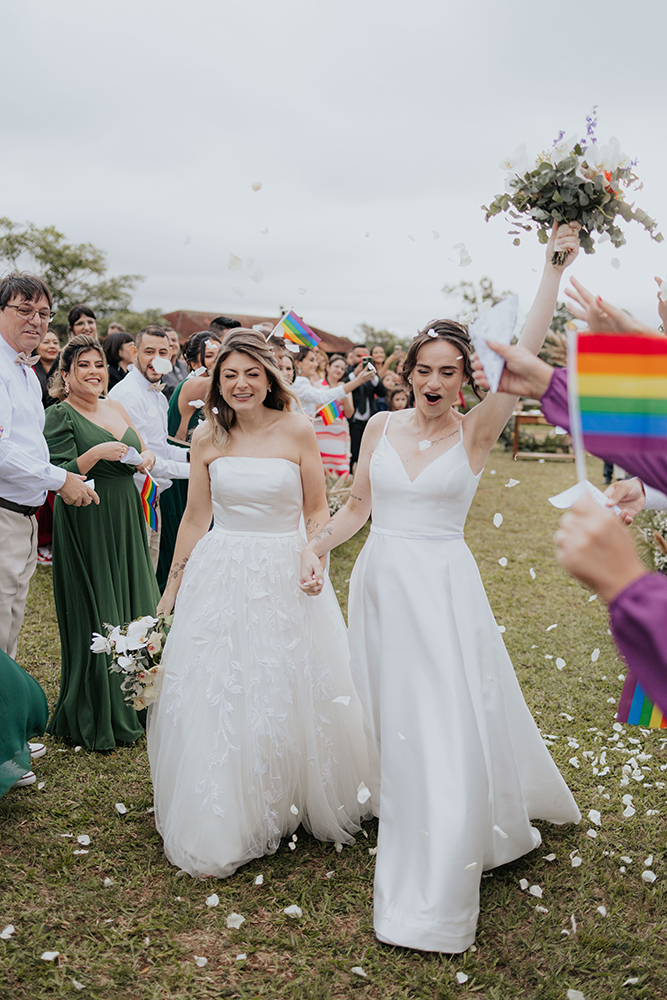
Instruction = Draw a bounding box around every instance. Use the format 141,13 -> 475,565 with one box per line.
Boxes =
148,331 -> 372,878
300,229 -> 582,952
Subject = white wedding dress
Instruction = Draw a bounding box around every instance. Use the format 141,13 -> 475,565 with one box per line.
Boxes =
148,457 -> 372,878
348,414 -> 580,953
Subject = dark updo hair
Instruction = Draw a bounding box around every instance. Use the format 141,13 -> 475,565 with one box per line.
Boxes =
103,331 -> 134,367
50,335 -> 107,401
67,304 -> 96,334
296,346 -> 315,365
204,330 -> 296,451
401,320 -> 484,400
183,330 -> 221,371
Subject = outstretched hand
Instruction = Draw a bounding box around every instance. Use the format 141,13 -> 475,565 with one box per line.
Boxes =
566,276 -> 658,335
471,342 -> 554,398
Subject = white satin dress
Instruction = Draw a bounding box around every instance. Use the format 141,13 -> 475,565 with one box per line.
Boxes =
348,414 -> 580,953
148,457 -> 372,878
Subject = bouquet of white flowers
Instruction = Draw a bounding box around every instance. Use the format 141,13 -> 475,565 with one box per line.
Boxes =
90,613 -> 173,710
483,109 -> 663,263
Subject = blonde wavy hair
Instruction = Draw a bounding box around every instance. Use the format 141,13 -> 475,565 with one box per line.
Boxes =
203,330 -> 296,451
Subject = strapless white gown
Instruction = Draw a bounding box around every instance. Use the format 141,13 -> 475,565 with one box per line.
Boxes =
348,416 -> 580,953
148,457 -> 372,878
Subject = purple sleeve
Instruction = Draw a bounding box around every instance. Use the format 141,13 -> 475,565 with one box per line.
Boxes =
609,573 -> 667,716
540,368 -> 667,495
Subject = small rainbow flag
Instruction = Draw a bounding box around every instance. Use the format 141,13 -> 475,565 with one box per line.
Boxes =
272,309 -> 321,349
140,473 -> 159,531
316,398 -> 344,425
578,333 -> 667,455
617,672 -> 667,728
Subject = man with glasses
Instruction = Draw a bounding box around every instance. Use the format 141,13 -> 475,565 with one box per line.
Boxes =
0,272 -> 98,657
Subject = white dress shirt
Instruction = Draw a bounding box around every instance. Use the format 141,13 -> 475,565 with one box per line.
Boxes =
292,376 -> 346,418
108,365 -> 190,494
0,335 -> 67,505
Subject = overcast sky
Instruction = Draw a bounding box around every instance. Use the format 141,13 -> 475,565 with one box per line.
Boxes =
3,0 -> 667,339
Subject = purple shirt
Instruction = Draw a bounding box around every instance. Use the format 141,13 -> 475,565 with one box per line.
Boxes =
542,367 -> 667,714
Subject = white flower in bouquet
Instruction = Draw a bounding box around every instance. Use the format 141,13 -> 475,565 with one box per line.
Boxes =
91,613 -> 172,710
90,632 -> 111,654
146,631 -> 162,656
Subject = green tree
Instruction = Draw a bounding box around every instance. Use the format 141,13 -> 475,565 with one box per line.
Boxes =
441,275 -> 513,321
354,323 -> 410,356
0,218 -> 145,332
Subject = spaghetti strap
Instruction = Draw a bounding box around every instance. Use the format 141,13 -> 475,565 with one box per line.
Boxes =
381,412 -> 393,438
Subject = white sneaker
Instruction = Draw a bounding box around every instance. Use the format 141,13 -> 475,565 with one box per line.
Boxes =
15,771 -> 36,787
29,742 -> 47,759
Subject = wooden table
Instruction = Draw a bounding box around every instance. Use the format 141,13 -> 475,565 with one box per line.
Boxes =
512,409 -> 574,461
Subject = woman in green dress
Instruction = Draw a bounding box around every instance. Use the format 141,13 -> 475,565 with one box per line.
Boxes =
44,335 -> 161,750
0,648 -> 48,796
157,331 -> 220,590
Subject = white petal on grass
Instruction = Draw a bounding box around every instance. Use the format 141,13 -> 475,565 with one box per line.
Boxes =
535,905 -> 549,914
41,951 -> 60,962
642,870 -> 657,883
194,955 -> 208,967
569,757 -> 580,769
644,855 -> 654,867
236,952 -> 247,961
505,479 -> 520,488
529,568 -> 536,580
519,878 -> 529,890
546,623 -> 558,631
72,980 -> 85,991
332,696 -> 350,706
283,905 -> 302,919
77,835 -> 90,846
37,782 -> 45,790
567,991 -> 585,1000
73,849 -> 89,856
556,658 -> 566,671
597,905 -> 607,916
369,847 -> 378,856
206,894 -> 219,908
351,967 -> 367,978
587,829 -> 598,839
591,648 -> 601,662
589,594 -> 598,602
571,856 -> 582,868
623,977 -> 639,986
103,878 -> 113,887
623,805 -> 636,818
357,782 -> 371,805
493,513 -> 503,527
144,936 -> 150,946
489,469 -> 496,475
543,853 -> 556,862
334,842 -> 343,852
621,856 -> 633,864
529,885 -> 543,898
588,809 -> 601,826
493,824 -> 508,839
0,926 -> 15,940
498,557 -> 508,567
115,803 -> 128,815
498,625 -> 506,633
226,913 -> 245,929
570,914 -> 578,934
455,972 -> 469,984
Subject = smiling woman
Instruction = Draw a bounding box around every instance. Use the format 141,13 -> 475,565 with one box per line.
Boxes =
43,335 -> 160,750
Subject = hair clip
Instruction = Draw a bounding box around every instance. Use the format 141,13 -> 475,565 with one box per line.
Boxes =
427,329 -> 438,338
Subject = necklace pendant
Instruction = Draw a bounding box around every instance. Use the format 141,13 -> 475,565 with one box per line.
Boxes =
418,440 -> 431,451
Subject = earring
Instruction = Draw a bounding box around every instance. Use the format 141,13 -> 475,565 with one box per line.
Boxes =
64,381 -> 70,395
461,380 -> 468,386
408,378 -> 413,384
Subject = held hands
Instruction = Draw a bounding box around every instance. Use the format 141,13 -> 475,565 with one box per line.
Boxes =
546,220 -> 581,270
299,547 -> 325,597
471,342 -> 553,398
59,472 -> 100,506
555,495 -> 647,602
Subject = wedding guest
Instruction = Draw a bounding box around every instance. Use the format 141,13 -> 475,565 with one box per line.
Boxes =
293,347 -> 375,419
344,344 -> 386,466
109,326 -> 190,570
169,331 -> 221,442
371,344 -> 404,378
300,223 -> 581,953
387,386 -> 410,411
162,328 -> 188,399
313,354 -> 354,476
314,345 -> 329,380
67,304 -> 98,341
148,330 -> 372,877
103,331 -> 135,390
277,350 -> 296,384
107,321 -> 127,335
44,335 -> 159,750
34,329 -> 60,407
0,272 -> 98,658
0,646 -> 48,793
208,315 -> 241,338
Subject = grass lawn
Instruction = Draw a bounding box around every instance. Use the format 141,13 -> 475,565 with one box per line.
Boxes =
1,446 -> 665,1000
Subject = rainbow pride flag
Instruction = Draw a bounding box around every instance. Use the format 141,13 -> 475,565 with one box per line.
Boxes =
617,672 -> 667,728
272,309 -> 321,349
577,333 -> 667,455
140,473 -> 159,531
316,398 -> 344,425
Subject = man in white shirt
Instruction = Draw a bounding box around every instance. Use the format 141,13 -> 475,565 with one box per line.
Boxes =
0,273 -> 98,657
109,325 -> 190,569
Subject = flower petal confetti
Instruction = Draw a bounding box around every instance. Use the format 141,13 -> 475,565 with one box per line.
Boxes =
115,803 -> 128,815
72,980 -> 85,991
226,913 -> 245,929
40,951 -> 60,962
351,967 -> 367,978
455,972 -> 469,984
103,878 -> 113,887
591,648 -> 600,662
332,696 -> 350,706
519,878 -> 529,890
206,894 -> 219,907
529,885 -> 543,898
535,904 -> 549,914
505,479 -> 520,488
357,782 -> 371,805
529,568 -> 536,580
194,955 -> 208,967
543,853 -> 556,862
228,253 -> 243,271
556,658 -> 566,670
623,978 -> 639,986
0,926 -> 15,940
77,835 -> 90,846
251,181 -> 262,191
588,809 -> 601,826
597,905 -> 607,916
498,557 -> 508,567
546,624 -> 558,631
493,513 -> 503,527
283,905 -> 302,919
567,991 -> 585,1000
642,870 -> 657,883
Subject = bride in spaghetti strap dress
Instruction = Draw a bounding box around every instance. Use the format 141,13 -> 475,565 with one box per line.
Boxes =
300,227 -> 582,952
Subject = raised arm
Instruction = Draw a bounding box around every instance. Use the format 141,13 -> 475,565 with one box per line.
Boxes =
299,412 -> 383,594
463,223 -> 580,471
156,427 -> 214,614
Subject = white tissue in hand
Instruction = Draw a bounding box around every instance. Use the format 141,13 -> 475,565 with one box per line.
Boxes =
548,480 -> 621,513
120,447 -> 142,466
468,296 -> 519,393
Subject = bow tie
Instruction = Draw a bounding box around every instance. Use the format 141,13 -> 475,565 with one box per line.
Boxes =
148,382 -> 165,392
14,352 -> 40,367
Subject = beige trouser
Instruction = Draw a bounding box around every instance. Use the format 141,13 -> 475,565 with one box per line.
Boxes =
145,498 -> 162,572
0,507 -> 38,659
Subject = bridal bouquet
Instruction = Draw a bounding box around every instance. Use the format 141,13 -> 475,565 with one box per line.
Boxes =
90,613 -> 173,710
483,109 -> 663,263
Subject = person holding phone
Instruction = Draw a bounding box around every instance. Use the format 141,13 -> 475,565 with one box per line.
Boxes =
344,344 -> 387,467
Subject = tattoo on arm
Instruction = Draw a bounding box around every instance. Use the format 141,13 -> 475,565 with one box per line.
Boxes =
306,518 -> 320,534
166,556 -> 189,587
351,493 -> 363,502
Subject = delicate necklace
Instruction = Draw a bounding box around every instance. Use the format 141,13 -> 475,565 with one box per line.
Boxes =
418,422 -> 459,451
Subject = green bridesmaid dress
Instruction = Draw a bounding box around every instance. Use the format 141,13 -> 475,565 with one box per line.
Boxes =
0,649 -> 48,797
44,403 -> 160,750
156,380 -> 200,591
